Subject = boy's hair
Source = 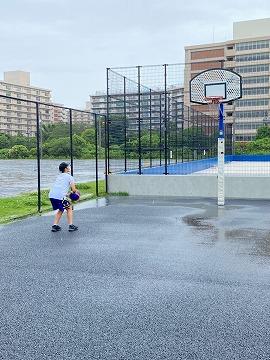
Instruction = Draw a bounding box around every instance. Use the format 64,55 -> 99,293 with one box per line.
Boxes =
59,162 -> 70,173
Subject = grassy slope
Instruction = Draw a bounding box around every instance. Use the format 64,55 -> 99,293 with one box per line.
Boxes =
0,180 -> 106,224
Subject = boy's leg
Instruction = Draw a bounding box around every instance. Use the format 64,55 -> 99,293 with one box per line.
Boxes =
66,207 -> 78,232
66,207 -> 73,225
54,210 -> 63,225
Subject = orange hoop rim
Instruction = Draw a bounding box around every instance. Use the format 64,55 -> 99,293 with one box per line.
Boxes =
204,96 -> 224,104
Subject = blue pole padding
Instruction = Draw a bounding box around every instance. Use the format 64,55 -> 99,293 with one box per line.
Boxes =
218,103 -> 224,138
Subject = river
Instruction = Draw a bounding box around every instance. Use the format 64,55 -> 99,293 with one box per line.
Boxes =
0,159 -> 107,197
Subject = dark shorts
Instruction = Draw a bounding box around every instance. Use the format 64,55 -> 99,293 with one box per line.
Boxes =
50,198 -> 70,212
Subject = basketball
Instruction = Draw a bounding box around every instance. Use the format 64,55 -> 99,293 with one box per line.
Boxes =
69,191 -> 80,201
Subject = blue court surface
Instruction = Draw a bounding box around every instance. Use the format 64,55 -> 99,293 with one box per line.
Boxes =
1,197 -> 270,359
124,154 -> 270,175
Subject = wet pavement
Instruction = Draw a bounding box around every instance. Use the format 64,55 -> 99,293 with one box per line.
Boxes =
0,197 -> 270,359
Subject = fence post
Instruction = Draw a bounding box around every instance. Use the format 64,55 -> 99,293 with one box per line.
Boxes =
105,68 -> 110,192
187,107 -> 190,162
207,116 -> 211,158
192,109 -> 195,160
69,109 -> 74,176
149,89 -> 152,167
196,111 -> 199,159
159,93 -> 162,166
164,64 -> 168,174
175,104 -> 178,163
124,77 -> 127,172
138,66 -> 142,174
35,102 -> 41,213
94,113 -> 99,197
181,120 -> 184,163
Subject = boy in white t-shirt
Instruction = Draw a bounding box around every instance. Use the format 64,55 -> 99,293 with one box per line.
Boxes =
49,162 -> 78,232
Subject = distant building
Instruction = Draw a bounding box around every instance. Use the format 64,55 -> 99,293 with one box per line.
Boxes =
52,103 -> 68,123
89,87 -> 184,131
0,71 -> 94,137
185,18 -> 270,141
0,71 -> 52,136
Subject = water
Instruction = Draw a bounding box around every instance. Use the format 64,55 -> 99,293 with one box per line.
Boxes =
0,159 -> 106,197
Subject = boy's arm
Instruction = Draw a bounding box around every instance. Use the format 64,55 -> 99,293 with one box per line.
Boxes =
70,182 -> 77,193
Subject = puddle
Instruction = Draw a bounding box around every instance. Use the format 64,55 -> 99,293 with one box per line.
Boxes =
42,197 -> 109,217
182,203 -> 270,257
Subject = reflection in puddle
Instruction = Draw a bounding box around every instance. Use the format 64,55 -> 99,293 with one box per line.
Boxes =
42,197 -> 109,217
182,205 -> 270,257
183,216 -> 214,231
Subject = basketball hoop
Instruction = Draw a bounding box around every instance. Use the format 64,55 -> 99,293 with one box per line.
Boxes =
204,96 -> 224,118
204,96 -> 224,104
189,68 -> 242,207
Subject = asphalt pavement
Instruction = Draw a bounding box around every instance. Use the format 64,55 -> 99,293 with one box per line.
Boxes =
1,197 -> 270,359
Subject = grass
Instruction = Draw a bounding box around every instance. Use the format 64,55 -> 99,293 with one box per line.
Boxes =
0,180 -> 107,224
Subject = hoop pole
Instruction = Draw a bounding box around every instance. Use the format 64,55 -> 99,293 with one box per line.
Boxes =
218,103 -> 224,138
218,103 -> 225,206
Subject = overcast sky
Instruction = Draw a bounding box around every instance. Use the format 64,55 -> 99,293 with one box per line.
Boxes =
1,0 -> 270,108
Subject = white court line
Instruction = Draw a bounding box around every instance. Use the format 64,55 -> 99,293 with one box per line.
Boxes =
192,161 -> 270,176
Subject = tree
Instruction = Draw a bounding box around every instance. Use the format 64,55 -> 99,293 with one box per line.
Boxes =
81,128 -> 96,144
256,125 -> 270,140
108,115 -> 125,145
247,138 -> 270,154
0,133 -> 11,149
8,145 -> 29,159
0,148 -> 9,159
10,134 -> 35,149
42,135 -> 88,158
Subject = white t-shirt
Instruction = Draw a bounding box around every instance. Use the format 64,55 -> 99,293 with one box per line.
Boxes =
49,173 -> 75,200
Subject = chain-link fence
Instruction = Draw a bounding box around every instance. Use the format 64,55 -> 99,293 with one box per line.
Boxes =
106,65 -> 220,176
105,62 -> 270,178
0,94 -> 106,213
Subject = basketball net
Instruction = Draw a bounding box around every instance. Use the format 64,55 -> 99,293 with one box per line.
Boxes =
205,96 -> 223,119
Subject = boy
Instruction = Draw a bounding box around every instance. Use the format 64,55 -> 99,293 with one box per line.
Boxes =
49,162 -> 78,232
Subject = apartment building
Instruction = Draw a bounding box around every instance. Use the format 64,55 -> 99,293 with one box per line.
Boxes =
0,71 -> 53,136
89,87 -> 184,131
185,18 -> 270,141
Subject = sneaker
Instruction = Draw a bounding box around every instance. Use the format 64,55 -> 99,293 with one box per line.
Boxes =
51,225 -> 61,232
68,224 -> 78,232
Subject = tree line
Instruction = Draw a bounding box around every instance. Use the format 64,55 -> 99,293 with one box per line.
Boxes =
2,118 -> 269,160
235,125 -> 270,154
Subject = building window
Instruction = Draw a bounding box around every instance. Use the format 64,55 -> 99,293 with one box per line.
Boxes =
236,52 -> 270,62
235,64 -> 269,73
235,110 -> 268,118
242,76 -> 269,85
235,122 -> 266,130
235,135 -> 256,141
243,87 -> 269,96
236,99 -> 269,107
236,40 -> 270,51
